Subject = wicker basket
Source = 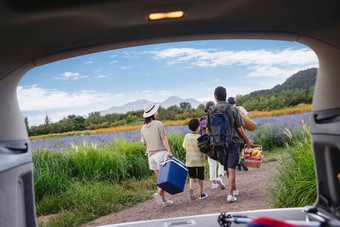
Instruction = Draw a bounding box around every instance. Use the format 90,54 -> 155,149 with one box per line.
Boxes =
243,145 -> 264,168
245,158 -> 263,168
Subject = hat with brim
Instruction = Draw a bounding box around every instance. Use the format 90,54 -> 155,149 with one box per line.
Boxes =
143,102 -> 160,118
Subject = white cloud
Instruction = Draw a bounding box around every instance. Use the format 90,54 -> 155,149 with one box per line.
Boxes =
97,75 -> 109,79
109,60 -> 118,64
54,72 -> 87,80
243,65 -> 317,78
123,51 -> 140,58
17,84 -> 125,112
110,55 -> 117,58
121,65 -> 132,70
146,47 -> 318,68
84,61 -> 94,64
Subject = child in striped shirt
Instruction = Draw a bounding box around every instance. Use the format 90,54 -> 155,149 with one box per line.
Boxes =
182,118 -> 208,200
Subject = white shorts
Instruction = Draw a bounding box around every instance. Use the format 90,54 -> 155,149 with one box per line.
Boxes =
148,150 -> 168,170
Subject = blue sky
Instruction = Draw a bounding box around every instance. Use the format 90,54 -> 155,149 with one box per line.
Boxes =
18,39 -> 318,126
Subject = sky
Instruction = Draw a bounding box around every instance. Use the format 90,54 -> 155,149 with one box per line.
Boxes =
18,39 -> 319,126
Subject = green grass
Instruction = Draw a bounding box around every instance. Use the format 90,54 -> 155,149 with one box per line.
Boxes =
33,139 -> 151,202
37,176 -> 157,226
166,131 -> 186,162
34,131 -> 186,226
262,147 -> 289,163
268,130 -> 317,208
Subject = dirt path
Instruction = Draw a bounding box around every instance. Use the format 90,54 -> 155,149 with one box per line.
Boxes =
85,161 -> 278,226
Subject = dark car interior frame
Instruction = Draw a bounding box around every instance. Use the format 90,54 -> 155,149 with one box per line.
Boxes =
0,0 -> 339,226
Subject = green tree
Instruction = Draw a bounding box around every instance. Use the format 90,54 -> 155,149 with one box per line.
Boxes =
73,116 -> 86,131
179,102 -> 192,110
126,114 -> 137,124
44,114 -> 51,125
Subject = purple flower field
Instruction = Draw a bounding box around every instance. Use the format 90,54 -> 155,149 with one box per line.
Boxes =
30,112 -> 310,152
247,112 -> 310,149
30,125 -> 190,152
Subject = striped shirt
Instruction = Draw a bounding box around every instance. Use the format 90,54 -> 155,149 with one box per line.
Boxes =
182,133 -> 204,167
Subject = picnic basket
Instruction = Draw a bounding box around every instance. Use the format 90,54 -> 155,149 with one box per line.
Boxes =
243,145 -> 264,168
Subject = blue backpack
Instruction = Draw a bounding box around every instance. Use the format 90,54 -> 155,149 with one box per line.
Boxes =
209,104 -> 233,148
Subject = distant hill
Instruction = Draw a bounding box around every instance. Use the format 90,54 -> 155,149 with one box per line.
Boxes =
100,96 -> 204,115
248,68 -> 317,97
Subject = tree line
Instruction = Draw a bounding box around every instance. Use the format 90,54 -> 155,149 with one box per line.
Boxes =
236,88 -> 313,111
25,102 -> 206,136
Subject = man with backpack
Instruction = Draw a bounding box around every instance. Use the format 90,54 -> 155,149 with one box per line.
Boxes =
200,101 -> 225,190
206,86 -> 254,203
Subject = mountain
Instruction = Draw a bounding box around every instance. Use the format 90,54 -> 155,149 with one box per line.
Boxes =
100,96 -> 204,115
160,96 -> 203,109
248,68 -> 317,97
100,99 -> 149,115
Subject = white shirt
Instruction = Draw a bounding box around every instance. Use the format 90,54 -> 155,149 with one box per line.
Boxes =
237,106 -> 248,116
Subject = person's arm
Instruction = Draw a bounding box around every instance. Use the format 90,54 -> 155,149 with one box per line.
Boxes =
141,133 -> 146,146
158,122 -> 173,158
237,126 -> 254,147
161,136 -> 173,158
205,111 -> 211,134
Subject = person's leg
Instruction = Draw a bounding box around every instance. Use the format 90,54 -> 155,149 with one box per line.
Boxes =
189,178 -> 195,189
216,163 -> 225,189
151,151 -> 169,203
153,170 -> 166,202
197,167 -> 207,198
188,167 -> 197,200
208,157 -> 217,184
226,143 -> 240,198
227,168 -> 236,195
199,179 -> 203,195
217,163 -> 225,178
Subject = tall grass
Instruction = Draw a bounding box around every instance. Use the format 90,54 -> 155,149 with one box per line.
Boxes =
268,126 -> 317,208
166,131 -> 186,161
33,139 -> 150,202
34,131 -> 186,226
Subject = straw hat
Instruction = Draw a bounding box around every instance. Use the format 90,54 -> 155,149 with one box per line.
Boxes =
143,102 -> 160,118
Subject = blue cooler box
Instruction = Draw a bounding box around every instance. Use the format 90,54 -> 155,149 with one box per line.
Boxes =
157,158 -> 188,195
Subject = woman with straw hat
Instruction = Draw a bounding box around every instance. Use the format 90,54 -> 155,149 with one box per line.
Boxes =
141,102 -> 174,207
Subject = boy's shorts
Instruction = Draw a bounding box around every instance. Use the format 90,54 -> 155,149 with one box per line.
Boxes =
148,150 -> 167,170
188,166 -> 204,180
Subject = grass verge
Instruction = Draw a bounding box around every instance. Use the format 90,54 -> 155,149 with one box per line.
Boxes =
37,176 -> 157,226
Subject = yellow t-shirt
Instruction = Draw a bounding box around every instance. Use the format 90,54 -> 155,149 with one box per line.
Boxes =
182,133 -> 204,167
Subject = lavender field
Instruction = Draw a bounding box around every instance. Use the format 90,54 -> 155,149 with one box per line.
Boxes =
31,112 -> 310,152
31,125 -> 190,153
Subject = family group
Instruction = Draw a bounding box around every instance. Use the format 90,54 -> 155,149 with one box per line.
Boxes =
140,86 -> 254,208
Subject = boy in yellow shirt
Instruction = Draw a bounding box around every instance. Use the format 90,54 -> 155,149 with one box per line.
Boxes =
182,119 -> 208,200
